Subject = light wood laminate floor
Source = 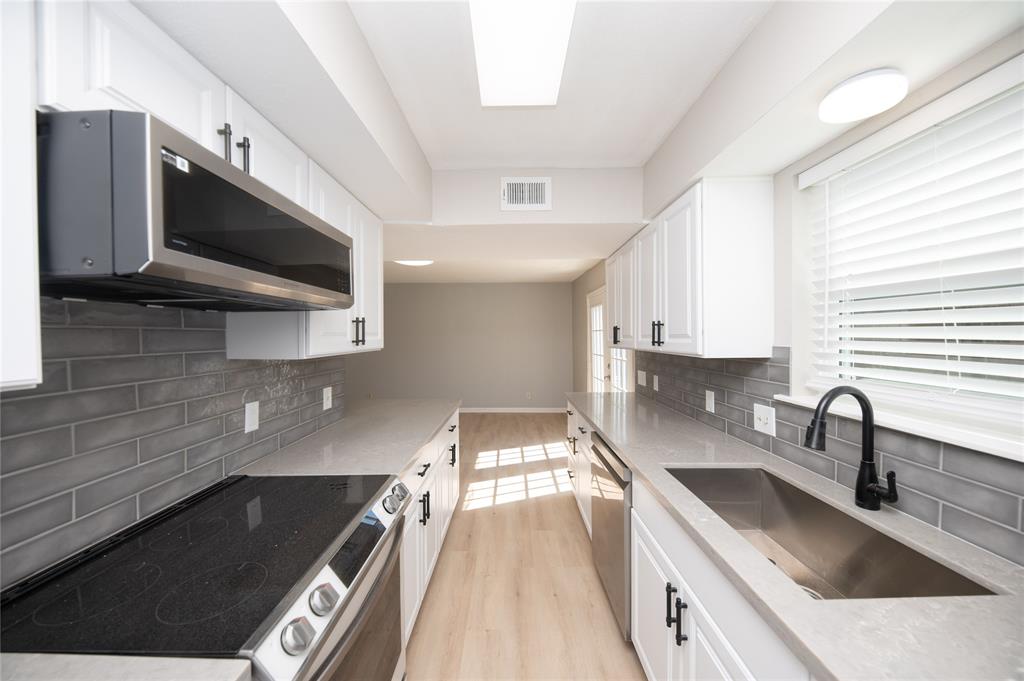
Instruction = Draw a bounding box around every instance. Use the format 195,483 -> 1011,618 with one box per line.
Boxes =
406,413 -> 645,681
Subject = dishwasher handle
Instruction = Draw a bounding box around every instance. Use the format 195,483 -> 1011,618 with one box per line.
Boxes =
590,434 -> 630,487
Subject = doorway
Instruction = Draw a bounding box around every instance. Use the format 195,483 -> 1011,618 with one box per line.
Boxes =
587,287 -> 608,392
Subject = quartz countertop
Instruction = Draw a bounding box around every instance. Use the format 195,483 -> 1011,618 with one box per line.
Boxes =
1,398 -> 460,681
240,397 -> 462,477
0,654 -> 250,681
567,391 -> 1024,681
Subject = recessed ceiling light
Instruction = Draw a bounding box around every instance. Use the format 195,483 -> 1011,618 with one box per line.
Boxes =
818,68 -> 908,124
394,260 -> 434,267
469,0 -> 577,107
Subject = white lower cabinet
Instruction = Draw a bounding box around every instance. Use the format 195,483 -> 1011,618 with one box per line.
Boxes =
400,412 -> 460,644
631,482 -> 809,681
569,411 -> 593,537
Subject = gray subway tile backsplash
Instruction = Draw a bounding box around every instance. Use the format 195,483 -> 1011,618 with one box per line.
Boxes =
636,349 -> 1024,566
0,299 -> 346,588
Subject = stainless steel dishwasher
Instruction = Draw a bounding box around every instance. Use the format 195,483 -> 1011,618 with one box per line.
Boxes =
589,432 -> 632,640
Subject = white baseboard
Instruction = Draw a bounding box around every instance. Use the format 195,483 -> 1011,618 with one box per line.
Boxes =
459,407 -> 565,414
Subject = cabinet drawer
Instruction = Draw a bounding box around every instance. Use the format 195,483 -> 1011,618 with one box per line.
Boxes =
634,481 -> 808,681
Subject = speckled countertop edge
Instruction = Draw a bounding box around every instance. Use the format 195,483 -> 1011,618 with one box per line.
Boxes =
567,392 -> 1024,681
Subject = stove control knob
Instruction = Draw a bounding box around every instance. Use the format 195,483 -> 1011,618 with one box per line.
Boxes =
309,583 -> 340,617
382,494 -> 401,514
391,483 -> 409,501
280,616 -> 315,656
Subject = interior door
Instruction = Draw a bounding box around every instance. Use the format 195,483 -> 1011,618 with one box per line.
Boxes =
635,222 -> 659,350
658,185 -> 702,356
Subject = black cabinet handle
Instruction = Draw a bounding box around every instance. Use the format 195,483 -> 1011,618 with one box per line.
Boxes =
448,424 -> 457,432
613,325 -> 620,345
417,463 -> 431,477
449,443 -> 456,466
651,321 -> 657,347
352,317 -> 361,345
655,321 -> 665,347
665,582 -> 678,627
567,470 -> 574,480
425,491 -> 431,520
578,426 -> 586,435
217,122 -> 232,162
566,409 -> 573,416
359,317 -> 366,345
674,597 -> 688,645
236,136 -> 251,173
419,494 -> 428,525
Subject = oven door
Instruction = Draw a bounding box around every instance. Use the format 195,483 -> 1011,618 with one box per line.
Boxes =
303,519 -> 404,681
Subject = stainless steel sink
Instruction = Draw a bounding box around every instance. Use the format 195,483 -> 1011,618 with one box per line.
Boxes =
666,467 -> 994,599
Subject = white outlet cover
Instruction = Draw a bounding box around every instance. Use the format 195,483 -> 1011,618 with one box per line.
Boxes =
322,386 -> 332,410
637,370 -> 647,387
653,375 -> 659,392
244,401 -> 259,433
754,404 -> 776,437
705,390 -> 715,413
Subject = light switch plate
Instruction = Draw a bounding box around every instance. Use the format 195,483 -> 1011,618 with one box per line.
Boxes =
653,375 -> 659,392
244,401 -> 259,433
754,404 -> 776,436
637,370 -> 647,387
705,390 -> 715,413
322,386 -> 332,410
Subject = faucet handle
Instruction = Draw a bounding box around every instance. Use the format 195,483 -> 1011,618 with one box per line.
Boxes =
882,470 -> 898,503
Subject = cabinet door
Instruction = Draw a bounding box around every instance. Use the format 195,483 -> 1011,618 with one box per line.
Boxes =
618,238 -> 637,349
658,186 -> 702,356
354,204 -> 384,351
682,597 -> 752,681
422,473 -> 441,582
306,161 -> 356,356
37,1 -> 225,154
635,222 -> 659,350
400,501 -> 424,644
225,87 -> 308,208
632,513 -> 684,681
605,253 -> 621,348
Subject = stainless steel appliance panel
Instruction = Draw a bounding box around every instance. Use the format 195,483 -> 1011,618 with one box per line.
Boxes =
589,433 -> 631,640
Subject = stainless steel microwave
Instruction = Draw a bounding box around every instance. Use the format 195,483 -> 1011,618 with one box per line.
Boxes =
36,110 -> 353,311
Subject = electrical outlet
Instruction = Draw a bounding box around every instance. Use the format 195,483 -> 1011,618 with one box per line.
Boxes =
244,401 -> 259,433
754,404 -> 776,436
322,386 -> 332,410
526,392 -> 533,401
653,375 -> 659,392
705,390 -> 715,413
637,370 -> 647,387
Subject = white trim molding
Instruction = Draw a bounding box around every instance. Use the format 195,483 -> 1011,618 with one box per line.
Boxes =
798,53 -> 1024,189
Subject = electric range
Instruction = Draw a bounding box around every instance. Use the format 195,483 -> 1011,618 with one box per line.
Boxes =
0,474 -> 411,681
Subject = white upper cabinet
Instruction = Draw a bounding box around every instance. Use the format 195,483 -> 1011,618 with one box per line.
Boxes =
226,160 -> 384,360
606,238 -> 637,350
37,0 -> 226,154
624,178 -> 773,359
225,87 -> 308,208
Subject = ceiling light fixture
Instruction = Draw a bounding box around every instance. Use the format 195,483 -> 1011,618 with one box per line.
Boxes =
818,68 -> 909,124
469,0 -> 577,107
394,260 -> 434,267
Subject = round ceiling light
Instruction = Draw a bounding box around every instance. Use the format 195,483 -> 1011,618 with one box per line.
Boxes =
394,260 -> 434,267
818,68 -> 908,124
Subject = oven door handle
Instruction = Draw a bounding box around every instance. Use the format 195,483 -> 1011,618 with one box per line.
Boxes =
306,520 -> 403,681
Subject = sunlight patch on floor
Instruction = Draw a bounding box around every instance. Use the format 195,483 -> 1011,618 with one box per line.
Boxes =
462,465 -> 573,511
474,441 -> 570,470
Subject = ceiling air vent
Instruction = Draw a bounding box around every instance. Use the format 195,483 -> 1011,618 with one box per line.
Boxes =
500,176 -> 552,211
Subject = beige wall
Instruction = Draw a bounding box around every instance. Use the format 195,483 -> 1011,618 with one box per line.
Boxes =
345,283 -> 572,408
571,262 -> 606,393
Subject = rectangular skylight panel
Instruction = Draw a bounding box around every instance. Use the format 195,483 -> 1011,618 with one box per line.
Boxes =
469,0 -> 577,107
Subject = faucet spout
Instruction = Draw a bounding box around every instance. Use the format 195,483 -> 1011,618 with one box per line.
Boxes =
803,386 -> 896,511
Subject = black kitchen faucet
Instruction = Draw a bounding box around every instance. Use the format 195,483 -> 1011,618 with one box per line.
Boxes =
804,386 -> 898,510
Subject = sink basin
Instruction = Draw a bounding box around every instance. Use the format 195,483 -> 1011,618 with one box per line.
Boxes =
666,467 -> 994,599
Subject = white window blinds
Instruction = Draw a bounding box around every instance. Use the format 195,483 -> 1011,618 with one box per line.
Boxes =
809,86 -> 1024,406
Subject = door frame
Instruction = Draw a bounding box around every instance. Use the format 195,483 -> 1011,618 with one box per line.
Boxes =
586,286 -> 608,393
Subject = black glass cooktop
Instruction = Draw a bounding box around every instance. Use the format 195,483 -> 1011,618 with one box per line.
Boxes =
0,475 -> 389,656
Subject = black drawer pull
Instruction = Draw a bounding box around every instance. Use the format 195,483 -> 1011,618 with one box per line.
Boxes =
449,424 -> 457,432
417,463 -> 431,477
674,597 -> 688,645
578,426 -> 586,435
665,582 -> 678,627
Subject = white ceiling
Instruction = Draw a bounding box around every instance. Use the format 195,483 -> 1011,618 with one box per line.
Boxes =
350,0 -> 772,170
382,222 -> 637,283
